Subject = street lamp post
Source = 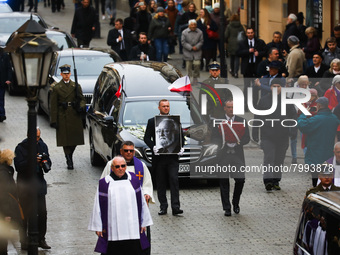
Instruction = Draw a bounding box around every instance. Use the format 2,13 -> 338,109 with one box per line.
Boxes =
5,17 -> 58,255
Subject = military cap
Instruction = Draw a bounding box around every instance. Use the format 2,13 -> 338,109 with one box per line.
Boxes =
208,61 -> 220,70
59,64 -> 71,74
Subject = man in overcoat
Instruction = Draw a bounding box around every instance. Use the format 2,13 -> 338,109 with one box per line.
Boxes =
50,64 -> 86,170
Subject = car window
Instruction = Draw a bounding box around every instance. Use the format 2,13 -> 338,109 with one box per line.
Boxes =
0,16 -> 43,33
97,70 -> 120,114
46,33 -> 74,50
56,55 -> 113,77
294,200 -> 340,254
122,100 -> 195,127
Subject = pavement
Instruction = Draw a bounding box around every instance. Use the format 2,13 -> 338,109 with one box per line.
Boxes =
0,2 -> 311,255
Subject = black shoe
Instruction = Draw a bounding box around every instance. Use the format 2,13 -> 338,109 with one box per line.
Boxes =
158,209 -> 167,215
224,209 -> 231,216
265,183 -> 273,191
66,154 -> 74,170
39,240 -> 51,249
292,158 -> 297,164
0,116 -> 6,122
234,73 -> 238,78
233,204 -> 240,214
172,208 -> 183,215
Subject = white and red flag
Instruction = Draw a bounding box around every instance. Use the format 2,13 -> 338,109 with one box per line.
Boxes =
168,76 -> 192,94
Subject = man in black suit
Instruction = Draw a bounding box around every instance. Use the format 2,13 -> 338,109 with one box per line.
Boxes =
107,18 -> 133,61
214,100 -> 250,216
144,99 -> 184,216
129,32 -> 156,61
237,27 -> 267,110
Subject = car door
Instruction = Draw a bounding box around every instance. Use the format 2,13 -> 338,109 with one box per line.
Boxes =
91,69 -> 121,161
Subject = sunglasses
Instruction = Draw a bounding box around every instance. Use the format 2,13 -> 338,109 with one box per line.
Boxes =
113,164 -> 126,169
123,149 -> 134,153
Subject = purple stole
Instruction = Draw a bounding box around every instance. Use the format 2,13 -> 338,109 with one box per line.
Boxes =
133,156 -> 144,185
94,173 -> 150,253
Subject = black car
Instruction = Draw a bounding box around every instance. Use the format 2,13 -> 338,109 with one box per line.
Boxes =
87,61 -> 217,177
293,191 -> 340,255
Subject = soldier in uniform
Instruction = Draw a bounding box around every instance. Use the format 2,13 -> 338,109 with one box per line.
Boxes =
50,64 -> 86,170
200,61 -> 232,119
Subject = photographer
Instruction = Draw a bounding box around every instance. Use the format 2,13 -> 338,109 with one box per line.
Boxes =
14,127 -> 52,250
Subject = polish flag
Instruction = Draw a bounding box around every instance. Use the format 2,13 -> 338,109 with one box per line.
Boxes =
115,75 -> 124,98
115,83 -> 122,98
168,76 -> 192,94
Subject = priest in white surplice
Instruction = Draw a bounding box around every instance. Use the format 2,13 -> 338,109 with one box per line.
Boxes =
89,156 -> 153,255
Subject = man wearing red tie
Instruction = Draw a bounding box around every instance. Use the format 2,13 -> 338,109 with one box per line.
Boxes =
213,100 -> 250,216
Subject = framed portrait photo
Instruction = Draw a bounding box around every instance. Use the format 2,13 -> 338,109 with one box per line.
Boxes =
154,115 -> 182,154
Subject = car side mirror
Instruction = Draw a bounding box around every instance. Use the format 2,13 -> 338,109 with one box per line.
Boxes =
103,116 -> 116,126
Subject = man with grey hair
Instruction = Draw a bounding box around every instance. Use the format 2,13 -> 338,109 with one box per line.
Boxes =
89,155 -> 153,254
282,13 -> 299,52
297,97 -> 340,187
286,35 -> 305,78
181,19 -> 204,85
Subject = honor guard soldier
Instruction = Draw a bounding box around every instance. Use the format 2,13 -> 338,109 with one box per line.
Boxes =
50,64 -> 86,170
200,62 -> 232,119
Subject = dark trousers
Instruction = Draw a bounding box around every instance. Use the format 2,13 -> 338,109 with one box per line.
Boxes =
0,85 -> 5,117
51,0 -> 61,12
103,239 -> 141,255
77,39 -> 91,48
261,138 -> 289,185
18,191 -> 47,245
229,54 -> 240,74
154,156 -> 180,211
243,63 -> 258,109
0,238 -> 7,255
218,152 -> 245,211
119,49 -> 128,61
63,146 -> 76,156
94,0 -> 106,15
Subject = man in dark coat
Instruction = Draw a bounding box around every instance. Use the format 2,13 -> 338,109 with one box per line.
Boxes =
282,13 -> 300,52
266,31 -> 284,61
14,128 -> 52,250
144,99 -> 184,216
71,0 -> 96,47
252,78 -> 297,191
129,32 -> 156,61
50,64 -> 86,170
107,18 -> 133,61
213,100 -> 250,216
256,48 -> 287,78
0,48 -> 12,122
305,52 -> 329,88
237,27 -> 267,110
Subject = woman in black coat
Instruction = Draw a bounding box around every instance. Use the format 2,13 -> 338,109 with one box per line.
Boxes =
196,8 -> 218,71
0,149 -> 21,254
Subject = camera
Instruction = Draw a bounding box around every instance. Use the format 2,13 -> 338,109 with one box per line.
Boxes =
39,153 -> 51,173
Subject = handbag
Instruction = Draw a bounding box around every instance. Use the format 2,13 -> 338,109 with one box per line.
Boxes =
206,28 -> 219,40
